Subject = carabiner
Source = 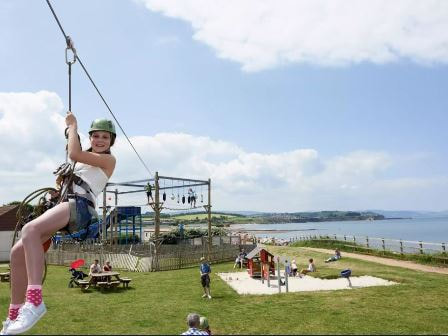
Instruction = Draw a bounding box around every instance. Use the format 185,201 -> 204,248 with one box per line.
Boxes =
65,36 -> 77,65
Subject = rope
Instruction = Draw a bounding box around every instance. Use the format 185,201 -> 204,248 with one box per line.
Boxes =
11,187 -> 57,286
45,0 -> 153,178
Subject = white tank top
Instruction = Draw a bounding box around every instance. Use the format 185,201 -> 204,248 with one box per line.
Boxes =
73,162 -> 109,202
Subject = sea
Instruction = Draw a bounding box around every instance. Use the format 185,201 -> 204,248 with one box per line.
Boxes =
231,217 -> 448,244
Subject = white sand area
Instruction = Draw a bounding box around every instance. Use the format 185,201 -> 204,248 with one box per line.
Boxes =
218,271 -> 397,295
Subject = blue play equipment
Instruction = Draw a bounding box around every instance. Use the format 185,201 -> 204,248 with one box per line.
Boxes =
111,206 -> 142,244
53,206 -> 142,243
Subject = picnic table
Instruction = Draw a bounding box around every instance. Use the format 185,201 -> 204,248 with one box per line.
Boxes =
0,272 -> 10,283
86,272 -> 132,290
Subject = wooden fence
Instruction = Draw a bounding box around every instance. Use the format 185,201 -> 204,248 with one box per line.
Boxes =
289,233 -> 447,255
45,236 -> 256,272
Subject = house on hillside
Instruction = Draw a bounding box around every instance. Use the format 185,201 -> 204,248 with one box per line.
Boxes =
0,205 -> 19,262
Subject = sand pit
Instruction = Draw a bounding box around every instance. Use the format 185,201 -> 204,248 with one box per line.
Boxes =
218,271 -> 397,295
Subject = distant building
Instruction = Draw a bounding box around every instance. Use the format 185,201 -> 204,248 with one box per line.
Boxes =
0,205 -> 19,262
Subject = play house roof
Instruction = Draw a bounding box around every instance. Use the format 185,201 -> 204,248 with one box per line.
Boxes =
0,205 -> 19,231
246,247 -> 273,260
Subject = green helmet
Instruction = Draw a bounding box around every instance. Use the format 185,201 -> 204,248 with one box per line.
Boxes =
89,119 -> 116,135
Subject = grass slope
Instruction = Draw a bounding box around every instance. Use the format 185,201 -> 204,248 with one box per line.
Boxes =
0,247 -> 447,334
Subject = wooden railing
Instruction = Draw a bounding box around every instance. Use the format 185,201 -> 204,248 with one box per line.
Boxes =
289,234 -> 447,255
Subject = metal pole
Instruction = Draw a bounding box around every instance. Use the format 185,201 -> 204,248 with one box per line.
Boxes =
154,171 -> 160,245
266,263 -> 270,288
102,187 -> 107,242
261,263 -> 264,284
277,257 -> 281,293
207,178 -> 212,260
111,188 -> 118,246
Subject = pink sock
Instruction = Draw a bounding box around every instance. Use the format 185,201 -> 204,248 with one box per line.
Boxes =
8,304 -> 23,321
26,285 -> 42,306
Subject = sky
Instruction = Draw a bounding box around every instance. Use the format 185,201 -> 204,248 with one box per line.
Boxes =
1,0 -> 448,212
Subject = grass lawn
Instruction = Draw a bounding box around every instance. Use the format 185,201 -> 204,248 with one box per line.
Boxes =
1,246 -> 448,334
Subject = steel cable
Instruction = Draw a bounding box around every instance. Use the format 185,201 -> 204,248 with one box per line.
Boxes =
45,0 -> 153,178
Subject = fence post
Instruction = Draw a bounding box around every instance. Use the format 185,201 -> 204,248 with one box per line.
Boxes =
419,241 -> 423,254
442,243 -> 446,254
366,236 -> 369,248
400,240 -> 403,255
353,236 -> 356,244
382,238 -> 385,252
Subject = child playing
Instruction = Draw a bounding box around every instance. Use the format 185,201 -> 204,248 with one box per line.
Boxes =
291,259 -> 298,277
299,258 -> 316,277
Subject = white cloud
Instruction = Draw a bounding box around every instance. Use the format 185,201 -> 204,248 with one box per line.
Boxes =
136,0 -> 448,71
1,91 -> 447,211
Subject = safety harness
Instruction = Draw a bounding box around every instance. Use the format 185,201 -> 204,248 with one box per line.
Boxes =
53,161 -> 97,237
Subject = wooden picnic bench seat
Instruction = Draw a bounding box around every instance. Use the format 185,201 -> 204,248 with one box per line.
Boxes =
76,280 -> 90,289
0,272 -> 10,282
109,281 -> 121,289
96,281 -> 109,290
119,278 -> 132,288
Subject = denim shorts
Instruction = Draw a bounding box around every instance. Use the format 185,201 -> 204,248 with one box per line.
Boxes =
65,195 -> 98,240
201,274 -> 210,288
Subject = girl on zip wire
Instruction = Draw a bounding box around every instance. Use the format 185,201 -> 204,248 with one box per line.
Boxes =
2,112 -> 116,335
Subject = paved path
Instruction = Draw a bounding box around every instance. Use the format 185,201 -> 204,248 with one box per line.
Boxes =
302,247 -> 448,275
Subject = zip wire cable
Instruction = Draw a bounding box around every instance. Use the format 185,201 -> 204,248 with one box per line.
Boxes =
45,0 -> 153,178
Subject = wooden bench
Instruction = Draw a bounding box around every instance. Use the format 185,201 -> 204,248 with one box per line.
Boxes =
0,272 -> 10,283
109,281 -> 121,289
76,280 -> 90,290
120,278 -> 132,288
96,281 -> 110,290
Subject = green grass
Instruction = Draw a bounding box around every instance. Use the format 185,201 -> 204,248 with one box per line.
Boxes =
1,246 -> 448,334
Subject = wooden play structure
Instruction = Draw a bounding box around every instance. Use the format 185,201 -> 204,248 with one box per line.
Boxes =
246,247 -> 275,278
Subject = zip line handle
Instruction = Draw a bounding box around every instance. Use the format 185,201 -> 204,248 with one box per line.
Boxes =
65,36 -> 77,65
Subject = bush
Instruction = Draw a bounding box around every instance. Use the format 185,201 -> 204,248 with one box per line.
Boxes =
159,226 -> 230,244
